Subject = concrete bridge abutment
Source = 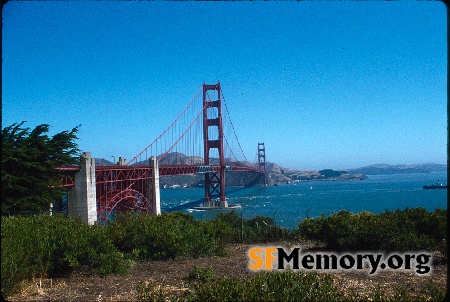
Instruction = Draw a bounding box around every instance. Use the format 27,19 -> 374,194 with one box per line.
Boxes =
67,152 -> 97,225
150,156 -> 161,215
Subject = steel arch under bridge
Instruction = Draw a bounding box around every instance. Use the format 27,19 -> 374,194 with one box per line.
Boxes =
94,164 -> 257,224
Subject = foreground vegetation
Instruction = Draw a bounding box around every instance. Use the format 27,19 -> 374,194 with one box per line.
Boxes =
298,207 -> 447,253
2,207 -> 447,299
136,265 -> 446,302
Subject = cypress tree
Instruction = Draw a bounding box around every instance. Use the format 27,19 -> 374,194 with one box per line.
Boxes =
1,122 -> 81,214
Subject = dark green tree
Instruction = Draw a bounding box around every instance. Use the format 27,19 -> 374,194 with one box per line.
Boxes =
1,122 -> 81,214
318,169 -> 347,178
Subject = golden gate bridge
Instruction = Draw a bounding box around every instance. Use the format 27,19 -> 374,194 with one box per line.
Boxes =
58,82 -> 266,224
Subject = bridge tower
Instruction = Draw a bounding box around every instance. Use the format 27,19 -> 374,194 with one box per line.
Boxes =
203,82 -> 227,207
258,142 -> 267,185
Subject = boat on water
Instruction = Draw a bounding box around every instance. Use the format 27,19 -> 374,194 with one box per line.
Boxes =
191,203 -> 242,210
423,181 -> 447,190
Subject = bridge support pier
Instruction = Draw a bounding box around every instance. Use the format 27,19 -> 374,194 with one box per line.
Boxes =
68,152 -> 97,225
150,156 -> 161,215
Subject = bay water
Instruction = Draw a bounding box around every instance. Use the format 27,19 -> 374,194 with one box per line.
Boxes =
161,172 -> 447,229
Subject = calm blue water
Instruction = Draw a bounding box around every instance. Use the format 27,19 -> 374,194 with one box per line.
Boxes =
161,172 -> 448,229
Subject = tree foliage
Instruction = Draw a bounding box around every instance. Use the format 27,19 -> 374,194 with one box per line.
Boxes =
318,169 -> 347,178
1,122 -> 81,214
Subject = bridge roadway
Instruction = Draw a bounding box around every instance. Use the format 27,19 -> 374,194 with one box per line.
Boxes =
57,165 -> 259,187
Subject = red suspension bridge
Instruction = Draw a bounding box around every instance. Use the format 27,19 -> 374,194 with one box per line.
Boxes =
59,82 -> 266,224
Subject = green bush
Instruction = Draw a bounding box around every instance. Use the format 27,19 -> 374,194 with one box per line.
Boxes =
294,213 -> 326,240
1,215 -> 130,297
185,265 -> 214,284
198,218 -> 238,247
134,272 -> 447,302
133,271 -> 447,302
210,211 -> 294,244
107,212 -> 226,260
187,271 -> 346,301
298,208 -> 447,252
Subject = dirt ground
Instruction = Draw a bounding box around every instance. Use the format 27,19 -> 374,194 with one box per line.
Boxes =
6,241 -> 447,301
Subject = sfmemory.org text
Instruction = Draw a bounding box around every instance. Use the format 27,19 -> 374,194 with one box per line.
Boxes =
248,247 -> 432,275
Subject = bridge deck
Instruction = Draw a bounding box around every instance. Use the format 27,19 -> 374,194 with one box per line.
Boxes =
57,164 -> 259,187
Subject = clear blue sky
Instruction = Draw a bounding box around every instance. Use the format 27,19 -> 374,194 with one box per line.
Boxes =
2,1 -> 447,170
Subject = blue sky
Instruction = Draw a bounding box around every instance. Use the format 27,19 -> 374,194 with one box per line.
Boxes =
2,1 -> 447,170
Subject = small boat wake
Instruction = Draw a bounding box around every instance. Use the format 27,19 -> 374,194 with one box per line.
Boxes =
191,203 -> 242,211
165,199 -> 203,212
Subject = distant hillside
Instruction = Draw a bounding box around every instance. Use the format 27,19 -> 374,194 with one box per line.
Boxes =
94,158 -> 114,166
93,153 -> 367,187
347,163 -> 447,175
91,155 -> 445,187
273,166 -> 367,183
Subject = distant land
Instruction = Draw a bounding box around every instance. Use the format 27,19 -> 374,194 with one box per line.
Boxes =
93,155 -> 446,187
347,163 -> 447,175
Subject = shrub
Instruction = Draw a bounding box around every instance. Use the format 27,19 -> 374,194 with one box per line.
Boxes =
198,218 -> 238,246
211,211 -> 294,244
133,271 -> 447,301
185,265 -> 214,284
298,208 -> 447,252
187,271 -> 346,301
135,281 -> 167,302
107,212 -> 226,260
295,213 -> 326,240
1,215 -> 130,297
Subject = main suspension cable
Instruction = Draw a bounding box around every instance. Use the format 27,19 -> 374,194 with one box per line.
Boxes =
127,85 -> 203,165
158,102 -> 207,162
221,90 -> 249,163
